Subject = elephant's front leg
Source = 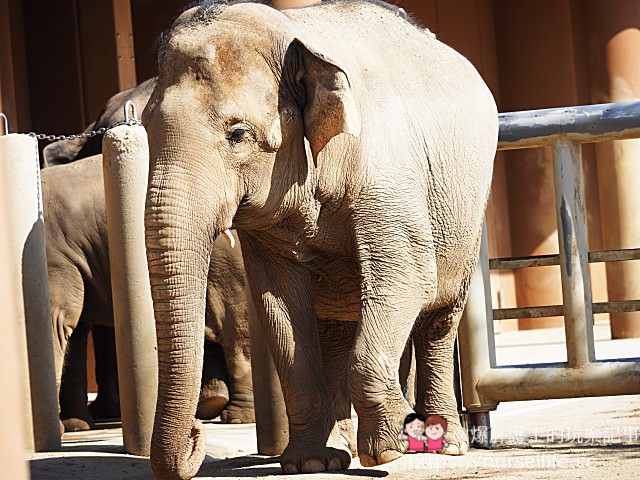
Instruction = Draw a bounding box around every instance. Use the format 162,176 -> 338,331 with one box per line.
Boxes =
242,245 -> 351,474
349,297 -> 419,467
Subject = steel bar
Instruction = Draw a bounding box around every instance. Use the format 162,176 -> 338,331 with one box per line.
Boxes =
498,101 -> 640,150
459,224 -> 498,415
489,248 -> 640,270
493,300 -> 640,320
553,139 -> 595,367
477,361 -> 640,402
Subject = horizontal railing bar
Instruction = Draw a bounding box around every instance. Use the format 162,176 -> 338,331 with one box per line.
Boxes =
589,248 -> 640,263
489,248 -> 640,270
497,101 -> 640,150
493,300 -> 640,320
493,305 -> 563,320
477,361 -> 640,402
490,254 -> 559,269
593,300 -> 640,314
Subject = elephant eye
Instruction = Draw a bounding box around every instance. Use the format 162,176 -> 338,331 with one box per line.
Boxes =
226,124 -> 252,144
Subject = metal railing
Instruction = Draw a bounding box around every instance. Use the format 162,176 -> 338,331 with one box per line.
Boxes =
457,101 -> 640,447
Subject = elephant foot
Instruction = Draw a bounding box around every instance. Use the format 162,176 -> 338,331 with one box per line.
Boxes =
219,401 -> 255,424
197,378 -> 230,420
280,428 -> 352,473
196,396 -> 229,420
62,417 -> 93,432
60,402 -> 94,432
355,395 -> 412,467
441,419 -> 469,455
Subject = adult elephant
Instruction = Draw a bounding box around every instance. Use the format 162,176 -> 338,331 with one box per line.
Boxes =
143,1 -> 497,479
42,155 -> 255,431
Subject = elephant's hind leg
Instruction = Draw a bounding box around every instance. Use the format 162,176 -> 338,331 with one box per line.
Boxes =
413,299 -> 469,456
88,325 -> 121,421
197,341 -> 230,420
60,322 -> 94,432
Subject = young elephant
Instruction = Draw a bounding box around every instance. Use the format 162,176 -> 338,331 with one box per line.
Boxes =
42,155 -> 254,431
142,1 -> 498,478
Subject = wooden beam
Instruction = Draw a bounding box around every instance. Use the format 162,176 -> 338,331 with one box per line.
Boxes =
0,0 -> 17,128
112,0 -> 137,91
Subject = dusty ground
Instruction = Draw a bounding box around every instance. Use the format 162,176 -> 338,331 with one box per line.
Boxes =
30,324 -> 640,479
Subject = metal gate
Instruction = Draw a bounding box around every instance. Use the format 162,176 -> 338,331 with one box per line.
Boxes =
458,101 -> 640,447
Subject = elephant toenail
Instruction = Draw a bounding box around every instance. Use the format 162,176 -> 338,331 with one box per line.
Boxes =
328,457 -> 343,471
359,453 -> 377,467
282,463 -> 299,474
301,458 -> 325,473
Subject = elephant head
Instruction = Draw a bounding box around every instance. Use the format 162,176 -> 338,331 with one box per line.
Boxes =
143,3 -> 359,479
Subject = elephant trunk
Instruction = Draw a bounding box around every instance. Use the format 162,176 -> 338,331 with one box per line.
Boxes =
145,160 -> 217,480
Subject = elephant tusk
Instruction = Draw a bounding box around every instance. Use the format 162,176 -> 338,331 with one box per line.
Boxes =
223,229 -> 235,249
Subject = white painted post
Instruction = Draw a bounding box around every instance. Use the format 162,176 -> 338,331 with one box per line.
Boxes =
552,139 -> 595,367
0,130 -> 61,452
102,110 -> 157,457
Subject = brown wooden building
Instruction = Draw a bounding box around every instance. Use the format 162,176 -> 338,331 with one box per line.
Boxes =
2,0 -> 639,343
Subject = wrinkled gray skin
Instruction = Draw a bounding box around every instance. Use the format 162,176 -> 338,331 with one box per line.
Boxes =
143,1 -> 497,478
42,154 -> 255,432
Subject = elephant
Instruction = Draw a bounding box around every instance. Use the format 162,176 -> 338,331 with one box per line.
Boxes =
41,154 -> 255,432
142,1 -> 498,478
41,77 -> 158,167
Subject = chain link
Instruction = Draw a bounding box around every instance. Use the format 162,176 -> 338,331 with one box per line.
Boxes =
26,118 -> 142,142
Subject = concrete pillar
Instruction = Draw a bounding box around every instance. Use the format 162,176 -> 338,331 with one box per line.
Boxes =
585,0 -> 640,338
0,133 -> 61,452
0,131 -> 30,479
103,120 -> 157,456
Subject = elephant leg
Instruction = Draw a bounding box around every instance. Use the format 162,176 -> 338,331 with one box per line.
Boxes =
413,297 -> 469,456
218,303 -> 255,424
317,318 -> 357,456
197,341 -> 230,420
241,242 -> 351,474
348,297 -> 418,467
59,321 -> 94,432
88,325 -> 121,421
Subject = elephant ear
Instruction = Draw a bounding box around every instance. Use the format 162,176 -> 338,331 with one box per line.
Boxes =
293,38 -> 361,162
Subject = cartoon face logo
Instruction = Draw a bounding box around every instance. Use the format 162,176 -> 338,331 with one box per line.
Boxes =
398,413 -> 450,454
405,417 -> 426,439
424,415 -> 448,453
398,413 -> 426,453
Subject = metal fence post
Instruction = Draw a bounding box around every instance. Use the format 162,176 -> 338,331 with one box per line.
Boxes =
552,139 -> 595,367
458,223 -> 498,448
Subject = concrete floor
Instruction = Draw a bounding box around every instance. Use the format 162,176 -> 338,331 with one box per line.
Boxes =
30,324 -> 640,479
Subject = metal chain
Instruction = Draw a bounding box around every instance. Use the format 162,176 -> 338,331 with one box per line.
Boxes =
26,118 -> 142,142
